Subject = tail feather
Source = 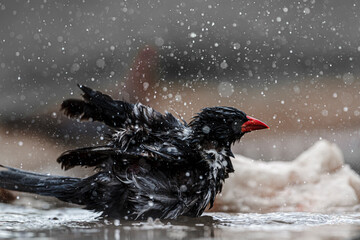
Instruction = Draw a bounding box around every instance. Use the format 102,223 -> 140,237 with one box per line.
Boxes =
0,165 -> 125,215
0,165 -> 79,199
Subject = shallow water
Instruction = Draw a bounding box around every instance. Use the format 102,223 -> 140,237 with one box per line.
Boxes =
1,203 -> 360,240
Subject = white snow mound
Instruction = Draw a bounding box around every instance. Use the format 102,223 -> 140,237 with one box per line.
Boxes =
217,140 -> 360,212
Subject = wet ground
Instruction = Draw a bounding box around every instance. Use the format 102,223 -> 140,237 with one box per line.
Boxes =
1,202 -> 360,240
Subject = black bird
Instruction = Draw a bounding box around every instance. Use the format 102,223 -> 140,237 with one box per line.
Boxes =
0,85 -> 269,220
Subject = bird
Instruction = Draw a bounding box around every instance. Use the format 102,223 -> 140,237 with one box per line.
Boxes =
0,85 -> 269,220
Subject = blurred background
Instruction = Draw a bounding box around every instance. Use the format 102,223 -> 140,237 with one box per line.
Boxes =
0,0 -> 360,176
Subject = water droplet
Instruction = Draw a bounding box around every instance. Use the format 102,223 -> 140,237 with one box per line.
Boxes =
71,63 -> 80,73
303,7 -> 310,14
218,81 -> 234,98
114,219 -> 120,226
202,126 -> 211,134
189,32 -> 197,38
175,94 -> 182,102
155,37 -> 164,46
233,43 -> 241,50
143,82 -> 149,91
96,59 -> 106,69
180,185 -> 187,192
57,36 -> 63,42
220,60 -> 228,69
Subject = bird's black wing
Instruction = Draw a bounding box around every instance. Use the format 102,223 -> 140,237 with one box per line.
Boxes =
57,146 -> 114,170
57,141 -> 201,171
57,146 -> 154,170
61,85 -> 185,131
61,84 -> 134,128
140,141 -> 201,164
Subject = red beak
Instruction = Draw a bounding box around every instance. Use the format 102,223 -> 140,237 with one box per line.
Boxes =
241,116 -> 269,133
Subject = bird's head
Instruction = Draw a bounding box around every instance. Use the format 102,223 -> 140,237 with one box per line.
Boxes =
189,106 -> 269,148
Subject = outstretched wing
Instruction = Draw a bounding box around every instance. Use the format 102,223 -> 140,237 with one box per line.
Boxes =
61,85 -> 186,131
59,85 -> 197,170
61,84 -> 134,128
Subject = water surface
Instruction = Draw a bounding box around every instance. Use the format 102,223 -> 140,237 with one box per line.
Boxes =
1,203 -> 360,240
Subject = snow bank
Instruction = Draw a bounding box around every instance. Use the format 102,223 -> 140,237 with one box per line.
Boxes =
216,140 -> 360,212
